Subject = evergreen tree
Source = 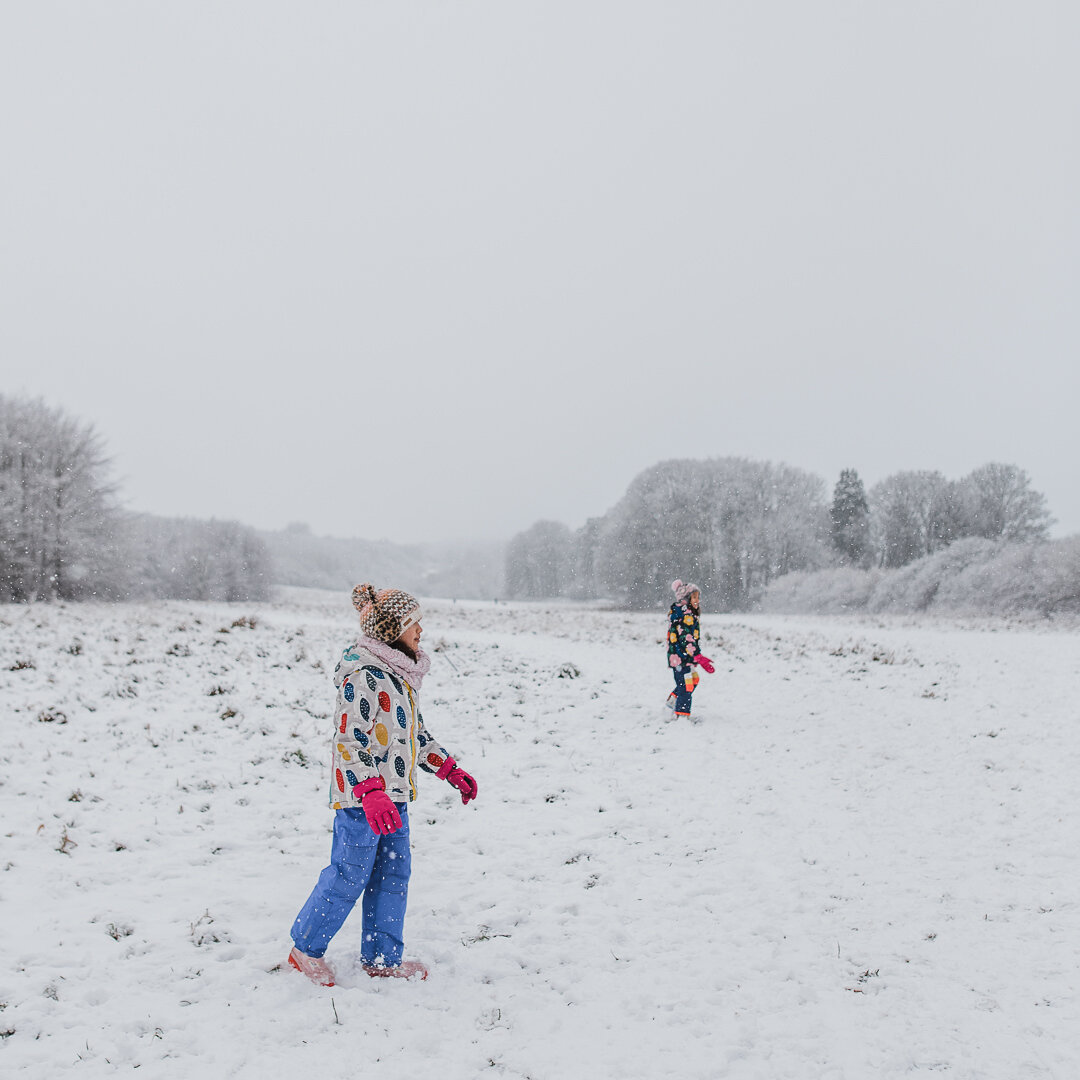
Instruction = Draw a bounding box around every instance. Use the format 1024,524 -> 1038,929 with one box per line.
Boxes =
830,469 -> 870,566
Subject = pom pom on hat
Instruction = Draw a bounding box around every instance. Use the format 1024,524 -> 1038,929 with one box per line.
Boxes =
351,583 -> 423,643
671,579 -> 700,604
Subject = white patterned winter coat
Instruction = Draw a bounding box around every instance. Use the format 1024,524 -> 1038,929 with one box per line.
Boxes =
328,641 -> 451,809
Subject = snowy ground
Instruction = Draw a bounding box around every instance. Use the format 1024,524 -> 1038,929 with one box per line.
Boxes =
1,588 -> 1078,1078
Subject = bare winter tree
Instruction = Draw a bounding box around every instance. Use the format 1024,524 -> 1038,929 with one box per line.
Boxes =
505,520 -> 573,599
869,471 -> 965,568
958,463 -> 1053,542
728,462 -> 832,607
566,516 -> 602,599
592,457 -> 830,610
0,395 -> 123,601
592,459 -> 713,609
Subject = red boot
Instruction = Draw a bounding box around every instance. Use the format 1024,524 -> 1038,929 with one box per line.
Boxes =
288,947 -> 336,986
362,959 -> 428,980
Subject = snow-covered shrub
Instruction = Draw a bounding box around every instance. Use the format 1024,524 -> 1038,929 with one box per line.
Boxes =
934,543 -> 1039,614
938,536 -> 1080,615
867,538 -> 999,613
758,567 -> 879,614
759,536 -> 1080,617
1038,535 -> 1080,613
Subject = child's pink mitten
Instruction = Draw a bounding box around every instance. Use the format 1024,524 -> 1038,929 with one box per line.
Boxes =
694,654 -> 715,674
435,756 -> 479,804
353,777 -> 402,835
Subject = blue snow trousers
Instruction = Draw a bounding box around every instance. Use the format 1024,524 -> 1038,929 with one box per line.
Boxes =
290,805 -> 411,965
672,665 -> 696,714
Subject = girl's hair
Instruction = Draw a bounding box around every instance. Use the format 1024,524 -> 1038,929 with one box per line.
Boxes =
391,638 -> 418,662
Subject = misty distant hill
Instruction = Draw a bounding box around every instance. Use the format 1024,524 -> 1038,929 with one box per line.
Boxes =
259,524 -> 505,601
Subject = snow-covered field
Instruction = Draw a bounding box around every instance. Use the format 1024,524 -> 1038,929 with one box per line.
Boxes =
1,588 -> 1077,1078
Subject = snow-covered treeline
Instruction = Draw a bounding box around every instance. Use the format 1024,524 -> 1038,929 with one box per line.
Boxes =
0,395 -> 498,605
124,514 -> 272,603
506,458 -> 1057,613
759,535 -> 1080,617
0,395 -> 269,603
261,523 -> 504,601
507,458 -> 831,610
851,464 -> 1052,569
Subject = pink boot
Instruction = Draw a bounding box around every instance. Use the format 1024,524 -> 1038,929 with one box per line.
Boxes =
288,946 -> 336,986
362,959 -> 428,981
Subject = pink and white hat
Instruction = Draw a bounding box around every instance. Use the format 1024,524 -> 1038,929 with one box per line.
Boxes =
671,579 -> 700,604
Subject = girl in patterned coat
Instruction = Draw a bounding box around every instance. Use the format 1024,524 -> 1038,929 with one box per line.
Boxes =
666,579 -> 714,719
288,583 -> 478,985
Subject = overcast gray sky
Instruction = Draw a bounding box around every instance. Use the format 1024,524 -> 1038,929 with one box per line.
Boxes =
3,2 -> 1077,543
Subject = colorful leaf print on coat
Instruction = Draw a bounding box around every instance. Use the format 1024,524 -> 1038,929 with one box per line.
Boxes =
327,644 -> 452,810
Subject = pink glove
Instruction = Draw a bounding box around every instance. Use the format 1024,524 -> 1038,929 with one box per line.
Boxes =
353,777 -> 402,835
435,756 -> 479,805
694,654 -> 715,674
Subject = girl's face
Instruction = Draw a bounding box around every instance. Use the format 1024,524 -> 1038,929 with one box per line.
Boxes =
398,620 -> 422,653
689,591 -> 700,609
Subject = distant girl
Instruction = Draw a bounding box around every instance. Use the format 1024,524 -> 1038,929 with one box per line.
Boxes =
287,583 -> 478,985
666,579 -> 714,718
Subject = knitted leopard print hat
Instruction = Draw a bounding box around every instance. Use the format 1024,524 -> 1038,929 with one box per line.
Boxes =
351,583 -> 423,643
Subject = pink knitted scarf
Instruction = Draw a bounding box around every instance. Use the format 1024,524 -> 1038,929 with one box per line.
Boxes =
355,635 -> 431,692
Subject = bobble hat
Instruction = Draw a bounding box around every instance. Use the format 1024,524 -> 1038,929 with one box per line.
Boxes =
671,579 -> 700,604
351,583 -> 423,643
